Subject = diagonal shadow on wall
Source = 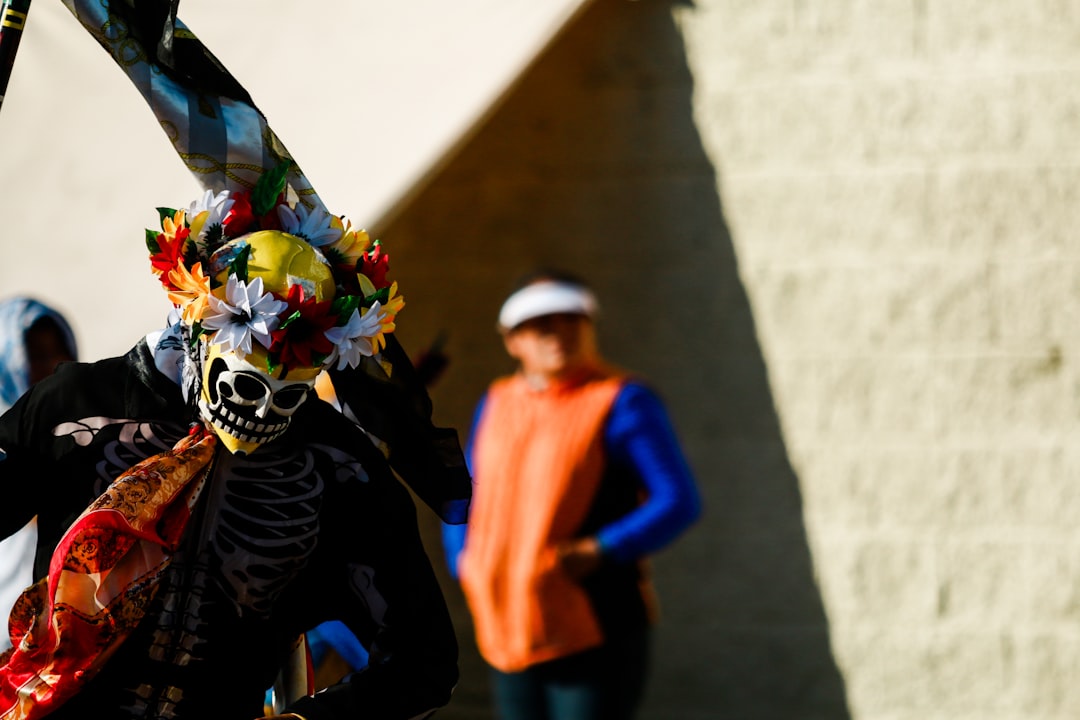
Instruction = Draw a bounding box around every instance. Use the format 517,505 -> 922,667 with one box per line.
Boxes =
386,1 -> 852,718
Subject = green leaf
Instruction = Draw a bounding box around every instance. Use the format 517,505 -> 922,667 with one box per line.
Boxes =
146,229 -> 162,254
277,309 -> 302,330
156,207 -> 178,224
252,160 -> 292,217
331,294 -> 362,320
366,286 -> 390,305
228,243 -> 251,281
189,322 -> 204,348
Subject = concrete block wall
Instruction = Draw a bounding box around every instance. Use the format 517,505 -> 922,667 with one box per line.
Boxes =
384,0 -> 1080,718
677,1 -> 1080,719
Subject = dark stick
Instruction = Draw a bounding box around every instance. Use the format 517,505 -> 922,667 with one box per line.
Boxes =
0,0 -> 32,112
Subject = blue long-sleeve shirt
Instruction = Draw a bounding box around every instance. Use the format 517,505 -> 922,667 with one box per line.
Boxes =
442,380 -> 701,577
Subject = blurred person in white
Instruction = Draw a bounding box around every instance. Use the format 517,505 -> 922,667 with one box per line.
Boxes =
0,297 -> 78,651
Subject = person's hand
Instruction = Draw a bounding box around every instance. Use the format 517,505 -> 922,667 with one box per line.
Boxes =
557,536 -> 603,580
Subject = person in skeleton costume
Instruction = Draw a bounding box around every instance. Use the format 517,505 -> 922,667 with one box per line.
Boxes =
0,165 -> 469,720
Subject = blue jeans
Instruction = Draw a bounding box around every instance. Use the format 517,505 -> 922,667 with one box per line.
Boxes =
490,626 -> 650,720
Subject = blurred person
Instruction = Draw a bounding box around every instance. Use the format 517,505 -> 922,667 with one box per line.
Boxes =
0,298 -> 78,652
0,297 -> 78,407
443,270 -> 702,720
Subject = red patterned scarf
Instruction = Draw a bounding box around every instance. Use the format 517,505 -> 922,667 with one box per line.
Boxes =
0,426 -> 217,719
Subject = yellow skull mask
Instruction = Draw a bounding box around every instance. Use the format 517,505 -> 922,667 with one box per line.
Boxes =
197,230 -> 335,455
198,343 -> 321,455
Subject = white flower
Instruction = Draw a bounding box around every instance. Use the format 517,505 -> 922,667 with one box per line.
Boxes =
201,275 -> 288,356
277,203 -> 341,247
188,190 -> 235,239
324,304 -> 385,369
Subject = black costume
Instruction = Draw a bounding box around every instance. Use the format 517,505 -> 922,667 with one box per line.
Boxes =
0,339 -> 459,719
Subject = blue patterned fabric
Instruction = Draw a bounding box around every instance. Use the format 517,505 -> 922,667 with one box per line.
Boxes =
0,297 -> 78,412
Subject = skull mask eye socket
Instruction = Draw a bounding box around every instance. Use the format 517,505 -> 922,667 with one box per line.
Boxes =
230,374 -> 268,402
272,386 -> 309,412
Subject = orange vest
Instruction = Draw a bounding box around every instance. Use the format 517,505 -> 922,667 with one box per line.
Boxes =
459,367 -> 625,672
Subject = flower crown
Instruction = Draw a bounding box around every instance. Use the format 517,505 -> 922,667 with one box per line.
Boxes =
146,162 -> 403,373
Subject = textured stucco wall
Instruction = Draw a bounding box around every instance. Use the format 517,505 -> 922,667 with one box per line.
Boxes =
676,1 -> 1080,718
387,1 -> 1080,719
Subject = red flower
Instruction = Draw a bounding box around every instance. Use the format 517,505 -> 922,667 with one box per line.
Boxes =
223,190 -> 288,237
223,192 -> 255,237
257,201 -> 284,231
269,284 -> 337,369
149,227 -> 191,289
358,243 -> 390,291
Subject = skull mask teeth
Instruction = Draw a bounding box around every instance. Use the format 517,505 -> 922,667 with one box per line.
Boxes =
198,350 -> 314,454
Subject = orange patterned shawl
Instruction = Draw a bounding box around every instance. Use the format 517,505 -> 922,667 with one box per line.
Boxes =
0,426 -> 216,720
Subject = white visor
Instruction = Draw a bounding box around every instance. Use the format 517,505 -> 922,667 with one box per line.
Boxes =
498,281 -> 599,331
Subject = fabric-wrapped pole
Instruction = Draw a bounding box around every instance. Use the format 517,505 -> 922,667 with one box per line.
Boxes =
60,0 -> 325,209
0,0 -> 32,112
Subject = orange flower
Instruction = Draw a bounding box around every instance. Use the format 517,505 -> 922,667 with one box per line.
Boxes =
162,209 -> 187,242
167,262 -> 211,325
